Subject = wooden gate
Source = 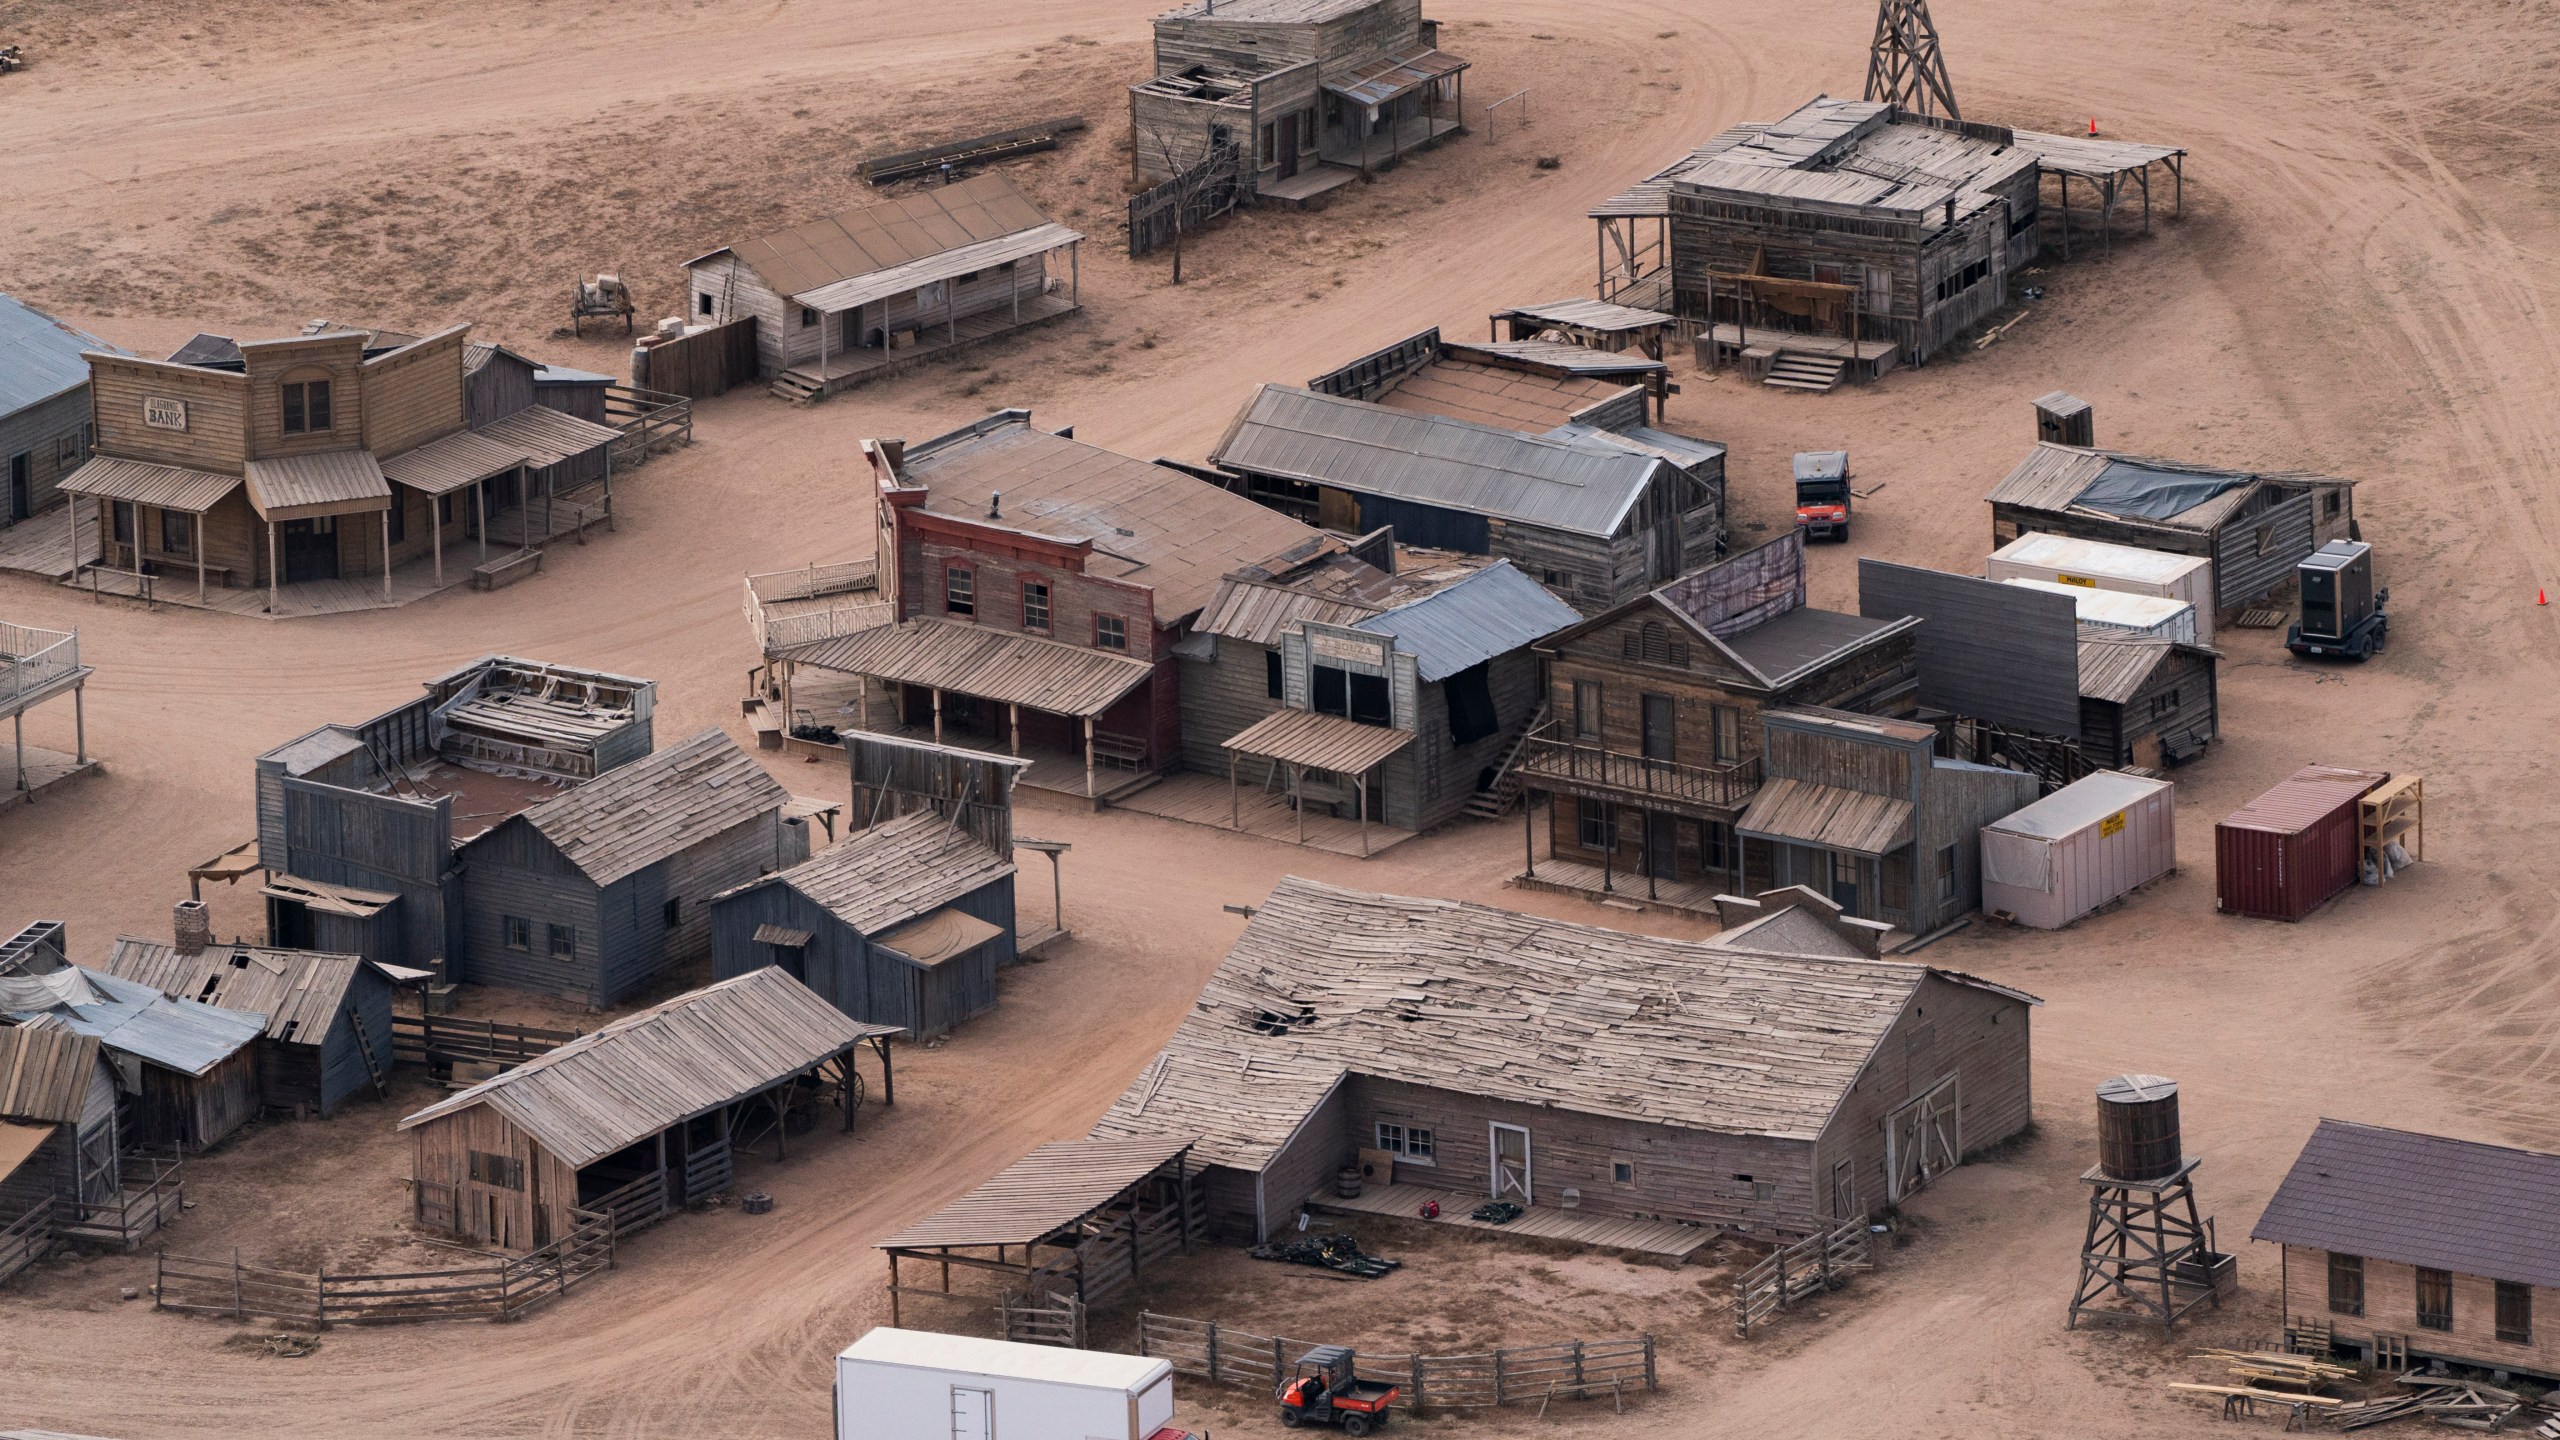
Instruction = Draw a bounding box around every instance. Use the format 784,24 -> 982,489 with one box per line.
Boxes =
1884,1073 -> 1961,1204
1001,1290 -> 1087,1348
633,317 -> 759,400
1733,1216 -> 1873,1336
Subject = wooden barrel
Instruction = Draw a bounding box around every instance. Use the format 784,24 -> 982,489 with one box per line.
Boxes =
1335,1165 -> 1364,1198
2095,1073 -> 2183,1180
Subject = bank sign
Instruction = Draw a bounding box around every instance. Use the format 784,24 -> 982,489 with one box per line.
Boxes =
143,396 -> 188,431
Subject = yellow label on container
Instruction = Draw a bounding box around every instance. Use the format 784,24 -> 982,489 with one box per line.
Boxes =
2055,573 -> 2099,588
2100,811 -> 2126,837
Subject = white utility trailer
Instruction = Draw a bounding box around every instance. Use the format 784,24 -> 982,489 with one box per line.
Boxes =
835,1328 -> 1200,1440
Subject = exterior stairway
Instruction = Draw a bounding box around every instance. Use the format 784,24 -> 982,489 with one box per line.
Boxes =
769,369 -> 823,404
1463,704 -> 1547,820
1764,352 -> 1848,392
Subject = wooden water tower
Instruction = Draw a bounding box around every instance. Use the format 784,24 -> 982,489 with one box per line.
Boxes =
2066,1074 -> 2233,1328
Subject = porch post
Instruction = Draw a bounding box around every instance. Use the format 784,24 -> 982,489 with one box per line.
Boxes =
266,520 -> 278,613
194,530 -> 206,604
1071,243 -> 1080,308
73,682 -> 85,764
432,497 -> 443,587
1229,749 -> 1239,830
476,481 -> 488,562
12,713 -> 21,794
946,283 -> 957,347
65,499 -> 77,583
1601,800 -> 1614,892
1357,772 -> 1368,858
381,508 -> 393,598
1292,761 -> 1303,845
1008,701 -> 1020,756
1083,715 -> 1096,799
931,687 -> 943,744
1523,787 -> 1535,876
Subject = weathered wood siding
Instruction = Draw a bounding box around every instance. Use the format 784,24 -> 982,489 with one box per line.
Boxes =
360,330 -> 468,457
87,356 -> 248,473
243,334 -> 369,461
2282,1247 -> 2560,1379
709,870 -> 1013,1038
1253,1078 -> 1349,1241
534,379 -> 611,426
132,1048 -> 259,1154
687,255 -> 793,376
409,1105 -> 579,1250
466,349 -> 540,429
1809,973 -> 2031,1220
458,816 -> 608,1002
1909,760 -> 2041,934
275,776 -> 456,972
1177,637 -> 1280,774
0,388 -> 93,522
2080,647 -> 2218,769
1130,86 -> 1256,187
655,811 -> 805,973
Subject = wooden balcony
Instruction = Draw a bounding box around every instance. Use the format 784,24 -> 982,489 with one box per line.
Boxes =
1514,721 -> 1763,813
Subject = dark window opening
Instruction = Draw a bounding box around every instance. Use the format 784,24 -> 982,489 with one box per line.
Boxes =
161,510 -> 194,558
2326,1252 -> 2364,1317
697,292 -> 714,316
662,898 -> 682,928
1576,797 -> 1615,850
548,923 -> 577,960
1313,666 -> 1348,717
387,495 -> 405,545
1933,258 -> 1993,304
1348,671 -> 1390,726
504,915 -> 531,951
468,1150 -> 525,1191
1445,661 -> 1497,745
2417,1267 -> 2454,1331
283,379 -> 332,434
1021,580 -> 1051,633
1265,647 -> 1283,699
945,565 -> 974,616
2497,1279 -> 2532,1345
800,306 -> 820,328
1094,614 -> 1128,652
1612,1161 -> 1635,1184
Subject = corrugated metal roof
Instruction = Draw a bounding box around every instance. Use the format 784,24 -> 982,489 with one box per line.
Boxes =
1355,560 -> 1578,681
475,404 -> 619,468
101,937 -> 372,1044
1548,422 -> 1726,471
244,450 -> 391,520
709,174 -> 1059,300
2221,765 -> 2387,836
1493,298 -> 1679,334
876,1135 -> 1195,1249
1092,877 -> 2033,1169
1765,705 -> 1939,746
1211,385 -> 1664,538
1194,573 -> 1389,646
379,429 -> 531,495
515,728 -> 788,887
6,967 -> 265,1077
0,1020 -> 104,1124
397,968 -> 891,1168
0,294 -> 123,414
56,456 -> 242,513
781,619 -> 1153,718
1737,777 -> 1916,856
533,363 -> 616,386
738,810 -> 1016,936
1987,770 -> 2172,840
2253,1119 -> 2560,1289
794,222 -> 1084,313
1321,45 -> 1467,108
1221,708 -> 1415,772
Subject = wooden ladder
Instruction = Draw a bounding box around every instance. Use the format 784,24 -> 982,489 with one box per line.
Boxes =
348,1008 -> 392,1101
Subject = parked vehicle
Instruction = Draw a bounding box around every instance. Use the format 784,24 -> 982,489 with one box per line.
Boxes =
1278,1345 -> 1398,1434
1793,451 -> 1852,541
836,1327 -> 1204,1440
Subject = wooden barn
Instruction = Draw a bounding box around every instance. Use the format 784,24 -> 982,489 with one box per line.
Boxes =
0,293 -> 119,537
243,655 -> 657,975
1208,383 -> 1702,615
2257,1120 -> 2560,1381
1131,0 -> 1465,207
396,967 -> 893,1251
2075,634 -> 2220,771
0,1018 -> 123,1226
683,175 -> 1084,401
101,936 -> 395,1118
1,959 -> 264,1154
458,728 -> 802,1008
1092,877 -> 2038,1244
1516,532 -> 1922,914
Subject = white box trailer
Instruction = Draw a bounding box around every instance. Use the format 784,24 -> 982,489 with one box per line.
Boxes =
1988,531 -> 2216,645
2001,577 -> 2199,646
836,1328 -> 1194,1440
1980,770 -> 2177,929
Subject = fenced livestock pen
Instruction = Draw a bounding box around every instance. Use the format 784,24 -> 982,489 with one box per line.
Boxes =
1140,1313 -> 1657,1413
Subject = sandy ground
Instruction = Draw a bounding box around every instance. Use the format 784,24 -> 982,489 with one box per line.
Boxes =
2,0 -> 2558,1434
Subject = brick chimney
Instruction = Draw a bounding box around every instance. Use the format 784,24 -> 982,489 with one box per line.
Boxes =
173,899 -> 212,957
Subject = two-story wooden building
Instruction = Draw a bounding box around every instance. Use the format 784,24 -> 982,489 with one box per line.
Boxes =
2257,1120 -> 2560,1382
789,411 -> 1334,807
1515,532 -> 1920,913
55,322 -> 618,613
1131,0 -> 1466,208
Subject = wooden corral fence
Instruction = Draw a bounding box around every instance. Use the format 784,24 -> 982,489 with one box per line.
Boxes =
1733,1215 -> 1873,1337
155,1206 -> 616,1327
54,1151 -> 185,1250
1140,1314 -> 1656,1412
1001,1290 -> 1088,1348
1128,141 -> 1243,259
629,317 -> 759,402
392,1013 -> 578,1070
0,1196 -> 56,1286
606,383 -> 693,468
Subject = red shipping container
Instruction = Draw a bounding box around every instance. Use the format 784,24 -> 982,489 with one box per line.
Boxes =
2215,765 -> 2389,921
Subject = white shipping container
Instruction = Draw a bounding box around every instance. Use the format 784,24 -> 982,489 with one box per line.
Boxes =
1980,771 -> 2177,929
2001,578 -> 2199,646
836,1328 -> 1184,1440
1988,531 -> 2216,645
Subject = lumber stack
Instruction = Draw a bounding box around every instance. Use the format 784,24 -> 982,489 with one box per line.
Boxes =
2191,1348 -> 2358,1392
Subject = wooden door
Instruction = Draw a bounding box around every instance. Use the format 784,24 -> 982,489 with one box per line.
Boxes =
1644,810 -> 1678,881
1277,112 -> 1301,179
1831,1159 -> 1858,1219
1883,1074 -> 1962,1204
280,519 -> 338,583
1489,1123 -> 1532,1203
949,1386 -> 993,1440
7,453 -> 26,521
1640,693 -> 1676,763
1829,851 -> 1862,916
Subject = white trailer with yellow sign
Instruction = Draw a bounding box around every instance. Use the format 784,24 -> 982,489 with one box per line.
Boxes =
1979,771 -> 2177,929
835,1328 -> 1197,1440
1987,532 -> 2216,644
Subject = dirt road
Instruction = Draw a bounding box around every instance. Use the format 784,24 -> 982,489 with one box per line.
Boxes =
2,0 -> 2556,1434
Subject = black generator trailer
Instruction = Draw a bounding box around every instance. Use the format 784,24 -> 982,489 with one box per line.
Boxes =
2287,540 -> 2388,660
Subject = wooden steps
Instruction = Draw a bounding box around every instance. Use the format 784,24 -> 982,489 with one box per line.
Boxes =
770,370 -> 823,404
1764,352 -> 1848,392
1463,706 -> 1545,820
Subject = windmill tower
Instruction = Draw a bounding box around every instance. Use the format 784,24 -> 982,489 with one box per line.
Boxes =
1864,0 -> 1962,120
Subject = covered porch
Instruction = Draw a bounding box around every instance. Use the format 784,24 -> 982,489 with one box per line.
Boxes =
1736,778 -> 1919,932
779,225 -> 1085,401
1320,47 -> 1467,175
1514,724 -> 1759,913
1217,709 -> 1414,858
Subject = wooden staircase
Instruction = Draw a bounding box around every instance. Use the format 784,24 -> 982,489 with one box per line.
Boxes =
769,369 -> 823,404
1764,352 -> 1848,393
1463,705 -> 1546,820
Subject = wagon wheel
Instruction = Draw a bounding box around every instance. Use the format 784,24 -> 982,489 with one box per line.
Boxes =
837,1062 -> 865,1113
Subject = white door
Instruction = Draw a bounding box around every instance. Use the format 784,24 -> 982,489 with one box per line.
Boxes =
1489,1123 -> 1532,1204
1882,1074 -> 1962,1204
950,1386 -> 992,1440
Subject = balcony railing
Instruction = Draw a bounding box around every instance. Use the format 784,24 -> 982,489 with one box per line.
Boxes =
0,623 -> 79,713
1515,720 -> 1763,810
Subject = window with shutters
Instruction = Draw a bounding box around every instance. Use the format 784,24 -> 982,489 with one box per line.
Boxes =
2325,1252 -> 2363,1316
2416,1267 -> 2454,1331
2497,1280 -> 2531,1344
1624,620 -> 1689,666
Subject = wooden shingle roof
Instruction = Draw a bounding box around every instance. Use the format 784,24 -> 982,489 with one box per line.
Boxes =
100,938 -> 372,1044
735,811 -> 1017,937
1092,877 -> 2034,1171
515,729 -> 789,887
395,968 -> 890,1168
876,1135 -> 1195,1250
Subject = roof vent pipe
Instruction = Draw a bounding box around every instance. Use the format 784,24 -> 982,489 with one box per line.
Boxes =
989,491 -> 1002,519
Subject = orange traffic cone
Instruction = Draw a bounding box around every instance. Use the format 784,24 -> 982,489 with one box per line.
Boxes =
2088,117 -> 2099,136
2541,587 -> 2550,606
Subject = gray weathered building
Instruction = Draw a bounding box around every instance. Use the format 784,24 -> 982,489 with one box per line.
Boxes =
0,294 -> 119,532
102,936 -> 396,1119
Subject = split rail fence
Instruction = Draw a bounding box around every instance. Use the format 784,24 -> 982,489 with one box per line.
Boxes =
154,1206 -> 616,1327
0,1197 -> 55,1286
1733,1215 -> 1873,1337
1127,142 -> 1243,259
1139,1313 -> 1655,1411
393,1013 -> 578,1070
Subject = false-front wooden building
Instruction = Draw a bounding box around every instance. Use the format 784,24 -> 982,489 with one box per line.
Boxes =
2257,1120 -> 2560,1381
1092,877 -> 2038,1242
1516,532 -> 1920,913
0,294 -> 118,537
1131,0 -> 1465,208
397,967 -> 893,1251
683,174 -> 1084,400
101,936 -> 396,1118
459,728 -> 802,1008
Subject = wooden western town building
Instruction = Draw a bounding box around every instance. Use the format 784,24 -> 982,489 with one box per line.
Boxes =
56,322 -> 621,616
1167,554 -> 1576,852
2075,633 -> 2220,771
1091,877 -> 2038,1246
0,1017 -> 125,1251
684,174 -> 1084,402
397,967 -> 894,1251
0,293 -> 119,555
103,932 -> 397,1119
2257,1120 -> 2560,1381
1131,0 -> 1465,210
1591,98 -> 2184,385
780,411 -> 1334,809
1515,531 -> 1920,915
1,928 -> 265,1155
712,736 -> 1031,1040
1208,378 -> 1716,618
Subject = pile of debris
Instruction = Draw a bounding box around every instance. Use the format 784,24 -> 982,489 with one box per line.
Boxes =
1249,1231 -> 1401,1280
2332,1373 -> 2546,1432
2167,1350 -> 2557,1432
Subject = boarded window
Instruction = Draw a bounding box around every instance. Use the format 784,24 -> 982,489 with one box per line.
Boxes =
468,1150 -> 525,1191
2497,1280 -> 2531,1345
1445,662 -> 1497,745
2416,1267 -> 2454,1331
1573,680 -> 1603,739
1094,614 -> 1127,652
1348,671 -> 1390,727
945,565 -> 974,616
1934,844 -> 1958,904
1020,580 -> 1050,633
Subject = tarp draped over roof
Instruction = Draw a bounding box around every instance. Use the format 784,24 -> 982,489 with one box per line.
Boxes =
0,293 -> 124,413
102,937 -> 375,1044
5,967 -> 266,1077
701,173 -> 1075,306
2253,1119 -> 2560,1290
516,728 -> 789,887
875,1135 -> 1195,1250
723,809 -> 1016,938
2072,460 -> 2250,522
396,967 -> 891,1168
56,456 -> 241,514
787,619 -> 1153,717
244,451 -> 391,521
1737,777 -> 1917,856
